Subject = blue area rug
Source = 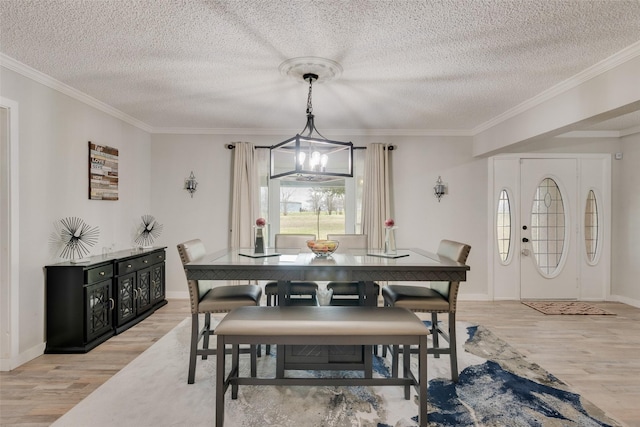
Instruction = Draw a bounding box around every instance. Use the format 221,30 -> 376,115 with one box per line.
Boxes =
429,327 -> 617,427
52,319 -> 620,427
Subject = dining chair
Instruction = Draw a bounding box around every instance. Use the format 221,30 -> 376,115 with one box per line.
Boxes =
264,233 -> 319,307
381,239 -> 471,382
177,239 -> 262,384
326,233 -> 380,306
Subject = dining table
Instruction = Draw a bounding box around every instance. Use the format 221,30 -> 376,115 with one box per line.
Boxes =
183,246 -> 470,306
184,246 -> 470,377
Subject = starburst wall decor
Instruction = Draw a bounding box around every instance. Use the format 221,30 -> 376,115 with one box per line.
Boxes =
50,216 -> 100,260
135,214 -> 163,248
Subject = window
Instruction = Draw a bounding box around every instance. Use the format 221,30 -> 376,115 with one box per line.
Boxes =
530,178 -> 566,276
584,190 -> 599,263
263,149 -> 365,241
279,180 -> 346,238
496,189 -> 512,263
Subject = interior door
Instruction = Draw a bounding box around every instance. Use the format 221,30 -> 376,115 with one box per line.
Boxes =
520,159 -> 578,299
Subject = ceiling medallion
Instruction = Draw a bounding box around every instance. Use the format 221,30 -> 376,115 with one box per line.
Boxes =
278,57 -> 343,84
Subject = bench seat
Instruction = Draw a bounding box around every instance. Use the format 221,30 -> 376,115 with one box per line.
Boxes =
215,306 -> 429,427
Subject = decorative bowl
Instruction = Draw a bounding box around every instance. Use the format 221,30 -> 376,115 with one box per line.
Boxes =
306,239 -> 339,257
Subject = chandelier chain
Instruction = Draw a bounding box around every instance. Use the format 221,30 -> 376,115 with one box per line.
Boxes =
306,77 -> 313,115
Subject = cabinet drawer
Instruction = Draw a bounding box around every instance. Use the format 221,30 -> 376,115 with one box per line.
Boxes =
117,259 -> 141,275
116,251 -> 165,274
141,251 -> 165,266
85,264 -> 113,284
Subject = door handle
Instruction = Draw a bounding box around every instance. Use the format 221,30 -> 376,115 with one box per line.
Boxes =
522,237 -> 529,243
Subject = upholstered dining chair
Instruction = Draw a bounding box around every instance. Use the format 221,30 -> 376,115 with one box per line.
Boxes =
264,233 -> 318,307
326,234 -> 380,306
381,239 -> 471,382
177,239 -> 262,384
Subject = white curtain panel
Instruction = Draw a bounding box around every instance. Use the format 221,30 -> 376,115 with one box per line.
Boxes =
230,142 -> 259,249
361,143 -> 391,249
255,147 -> 270,221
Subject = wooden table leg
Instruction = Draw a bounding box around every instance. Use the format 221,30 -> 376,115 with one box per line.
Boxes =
276,344 -> 285,378
403,344 -> 411,400
364,345 -> 373,379
391,345 -> 399,378
216,335 -> 225,427
277,280 -> 290,306
251,344 -> 257,377
362,281 -> 377,306
231,344 -> 239,399
419,335 -> 428,427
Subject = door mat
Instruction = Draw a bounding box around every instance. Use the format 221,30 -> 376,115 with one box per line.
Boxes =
522,301 -> 615,315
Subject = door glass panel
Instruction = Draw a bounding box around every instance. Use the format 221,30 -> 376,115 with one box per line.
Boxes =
496,189 -> 511,263
584,190 -> 598,263
530,178 -> 566,275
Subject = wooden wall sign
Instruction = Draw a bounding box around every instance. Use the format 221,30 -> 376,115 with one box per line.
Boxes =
89,141 -> 119,200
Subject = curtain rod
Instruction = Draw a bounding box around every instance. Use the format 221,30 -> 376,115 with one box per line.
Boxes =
226,144 -> 395,150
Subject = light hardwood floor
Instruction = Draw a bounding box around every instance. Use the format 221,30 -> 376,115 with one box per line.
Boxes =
457,301 -> 640,427
1,299 -> 639,426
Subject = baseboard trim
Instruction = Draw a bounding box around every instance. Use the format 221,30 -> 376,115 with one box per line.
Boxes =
166,291 -> 189,300
458,293 -> 492,301
1,342 -> 45,371
608,294 -> 640,309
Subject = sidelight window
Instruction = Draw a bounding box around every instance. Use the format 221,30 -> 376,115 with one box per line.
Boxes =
496,189 -> 512,263
584,190 -> 599,264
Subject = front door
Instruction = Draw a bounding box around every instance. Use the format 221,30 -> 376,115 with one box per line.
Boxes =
520,158 -> 578,299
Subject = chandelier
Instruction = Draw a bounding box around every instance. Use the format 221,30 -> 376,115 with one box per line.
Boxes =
270,70 -> 353,182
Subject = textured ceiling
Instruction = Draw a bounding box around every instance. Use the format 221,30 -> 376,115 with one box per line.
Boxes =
1,0 -> 639,135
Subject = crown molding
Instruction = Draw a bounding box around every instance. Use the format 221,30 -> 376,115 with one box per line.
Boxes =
620,124 -> 640,137
557,124 -> 640,138
0,53 -> 153,133
556,130 -> 621,138
150,126 -> 473,137
473,40 -> 640,135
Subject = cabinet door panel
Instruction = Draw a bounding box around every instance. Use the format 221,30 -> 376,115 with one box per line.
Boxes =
85,280 -> 113,342
150,264 -> 165,304
137,267 -> 153,313
116,273 -> 136,326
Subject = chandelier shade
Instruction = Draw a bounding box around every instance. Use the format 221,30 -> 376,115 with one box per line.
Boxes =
270,71 -> 353,182
270,134 -> 353,181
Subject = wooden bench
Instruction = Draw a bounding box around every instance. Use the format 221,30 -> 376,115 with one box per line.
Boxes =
215,306 -> 430,427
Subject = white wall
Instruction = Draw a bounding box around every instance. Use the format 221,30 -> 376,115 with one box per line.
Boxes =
3,62 -> 639,369
152,131 -> 636,305
1,67 -> 152,366
150,134 -> 234,298
389,137 -> 488,299
614,132 -> 640,302
151,134 -> 490,300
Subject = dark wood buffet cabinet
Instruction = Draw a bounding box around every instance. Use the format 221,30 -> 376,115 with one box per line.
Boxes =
44,247 -> 167,353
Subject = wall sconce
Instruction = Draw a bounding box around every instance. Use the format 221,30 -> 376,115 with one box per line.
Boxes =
184,171 -> 198,198
434,176 -> 446,202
